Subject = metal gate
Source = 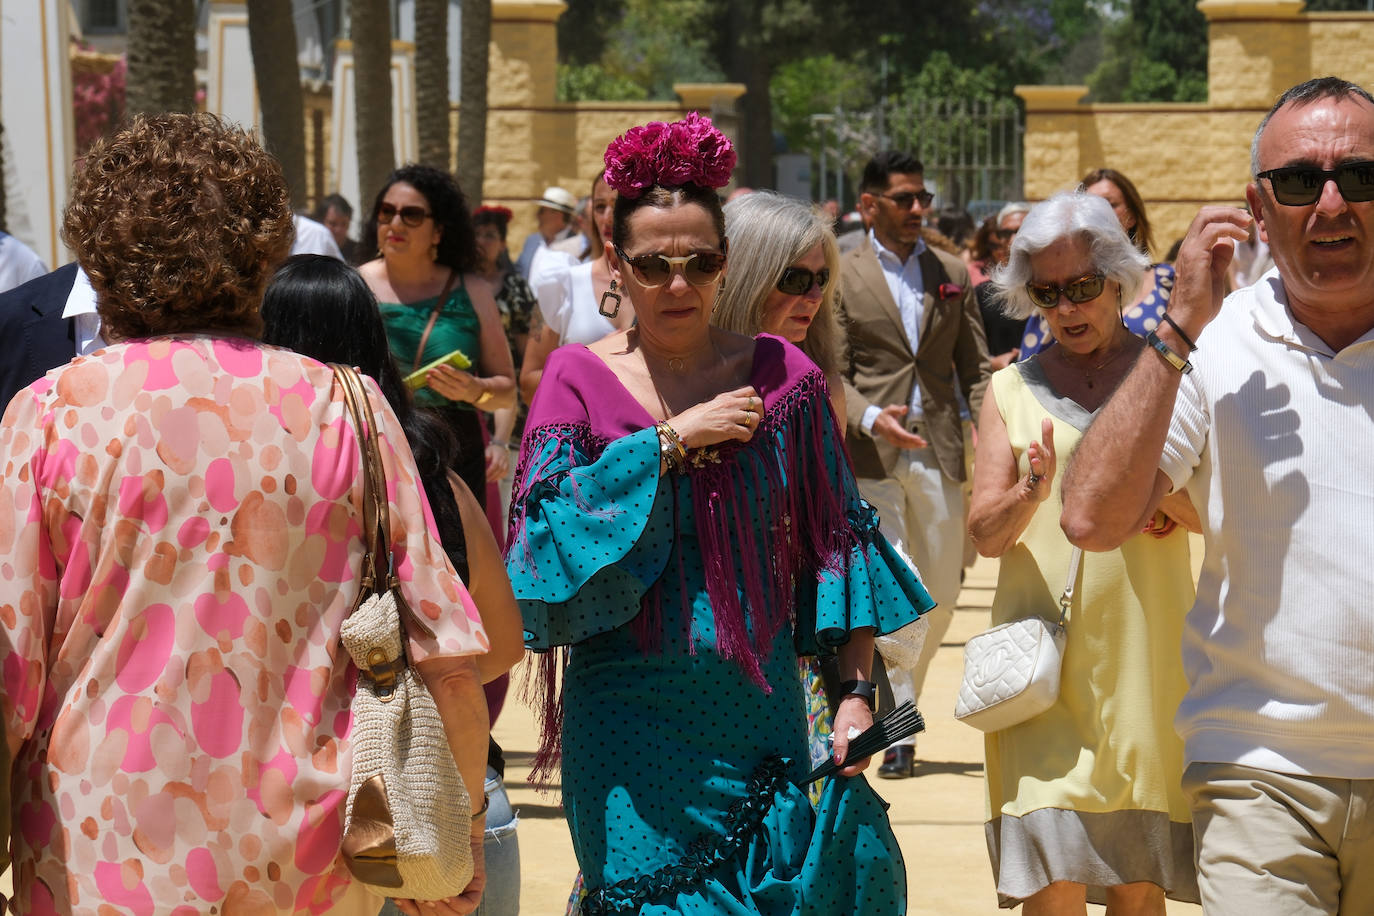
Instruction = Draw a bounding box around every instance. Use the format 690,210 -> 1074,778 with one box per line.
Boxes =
820,96 -> 1022,221
887,96 -> 1023,221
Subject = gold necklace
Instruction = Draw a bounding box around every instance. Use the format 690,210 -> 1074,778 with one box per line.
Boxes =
633,329 -> 720,377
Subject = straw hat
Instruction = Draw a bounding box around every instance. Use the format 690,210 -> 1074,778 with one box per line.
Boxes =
536,186 -> 578,216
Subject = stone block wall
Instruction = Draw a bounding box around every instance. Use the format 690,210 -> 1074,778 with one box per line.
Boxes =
1018,0 -> 1374,259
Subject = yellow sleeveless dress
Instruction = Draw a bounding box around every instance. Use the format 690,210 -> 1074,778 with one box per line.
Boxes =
984,359 -> 1198,907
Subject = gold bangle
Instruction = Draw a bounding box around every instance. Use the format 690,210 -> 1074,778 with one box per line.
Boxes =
655,422 -> 687,474
473,385 -> 496,407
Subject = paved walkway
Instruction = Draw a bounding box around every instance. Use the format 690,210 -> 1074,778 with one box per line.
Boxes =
495,554 -> 1203,914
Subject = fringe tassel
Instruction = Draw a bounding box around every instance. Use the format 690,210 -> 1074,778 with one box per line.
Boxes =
679,368 -> 857,689
520,647 -> 568,788
504,422 -> 614,578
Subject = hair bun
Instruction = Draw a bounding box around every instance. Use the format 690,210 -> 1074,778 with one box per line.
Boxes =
603,112 -> 737,200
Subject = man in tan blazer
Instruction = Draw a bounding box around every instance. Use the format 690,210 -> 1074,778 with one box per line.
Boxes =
838,150 -> 992,778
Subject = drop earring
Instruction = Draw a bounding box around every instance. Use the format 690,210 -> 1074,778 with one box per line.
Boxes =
599,279 -> 622,318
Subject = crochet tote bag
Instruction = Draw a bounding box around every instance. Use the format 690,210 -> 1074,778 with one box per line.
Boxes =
334,364 -> 474,900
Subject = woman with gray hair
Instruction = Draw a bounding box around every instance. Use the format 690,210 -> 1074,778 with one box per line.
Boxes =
1019,168 -> 1176,360
967,191 -> 1199,913
716,191 -> 846,421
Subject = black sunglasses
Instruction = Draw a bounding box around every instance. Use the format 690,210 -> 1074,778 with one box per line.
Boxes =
377,203 -> 432,227
995,228 -> 1018,242
1256,161 -> 1374,207
1025,273 -> 1106,309
776,266 -> 830,296
615,247 -> 726,288
880,190 -> 934,210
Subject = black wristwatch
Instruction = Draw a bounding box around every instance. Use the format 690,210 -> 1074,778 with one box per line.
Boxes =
838,679 -> 877,709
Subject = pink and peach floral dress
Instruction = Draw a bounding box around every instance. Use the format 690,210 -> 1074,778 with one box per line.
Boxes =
0,337 -> 488,915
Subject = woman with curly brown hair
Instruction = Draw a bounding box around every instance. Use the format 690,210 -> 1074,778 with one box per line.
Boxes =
0,113 -> 494,915
361,165 -> 517,511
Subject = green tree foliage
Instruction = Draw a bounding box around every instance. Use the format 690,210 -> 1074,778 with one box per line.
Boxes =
557,0 -> 722,101
557,64 -> 648,102
555,0 -> 1211,186
1089,0 -> 1208,102
1304,0 -> 1373,9
770,54 -> 870,153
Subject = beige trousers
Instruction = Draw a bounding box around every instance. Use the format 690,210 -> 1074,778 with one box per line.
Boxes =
857,446 -> 965,747
1183,761 -> 1374,915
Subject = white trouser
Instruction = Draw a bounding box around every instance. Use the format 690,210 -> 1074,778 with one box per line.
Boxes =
857,446 -> 965,748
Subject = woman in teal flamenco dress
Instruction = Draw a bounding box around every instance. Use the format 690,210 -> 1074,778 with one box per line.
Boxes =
505,115 -> 935,915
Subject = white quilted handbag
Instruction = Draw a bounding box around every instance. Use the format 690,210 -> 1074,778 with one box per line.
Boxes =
954,547 -> 1081,732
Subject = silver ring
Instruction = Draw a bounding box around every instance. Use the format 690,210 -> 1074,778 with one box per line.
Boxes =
1027,473 -> 1041,488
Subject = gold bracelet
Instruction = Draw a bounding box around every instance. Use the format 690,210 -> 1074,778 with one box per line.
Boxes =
473,385 -> 496,408
655,422 -> 687,474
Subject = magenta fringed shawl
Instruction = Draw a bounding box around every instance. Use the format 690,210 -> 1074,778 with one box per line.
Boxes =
507,336 -> 860,782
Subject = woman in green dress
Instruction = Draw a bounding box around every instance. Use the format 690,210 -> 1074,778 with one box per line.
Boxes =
360,164 -> 516,507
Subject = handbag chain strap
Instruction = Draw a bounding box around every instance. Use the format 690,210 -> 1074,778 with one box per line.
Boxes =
1057,546 -> 1083,628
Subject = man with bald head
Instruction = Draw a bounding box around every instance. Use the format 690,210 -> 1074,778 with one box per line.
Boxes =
1061,77 -> 1374,913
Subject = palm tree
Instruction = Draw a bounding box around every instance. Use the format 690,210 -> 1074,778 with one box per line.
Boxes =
0,120 -> 8,232
351,0 -> 395,213
457,0 -> 491,201
414,0 -> 451,170
247,0 -> 308,209
126,0 -> 196,114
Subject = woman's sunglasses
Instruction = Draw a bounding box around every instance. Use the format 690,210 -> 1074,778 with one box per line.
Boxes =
776,266 -> 830,296
615,247 -> 726,288
377,204 -> 432,227
1026,273 -> 1106,309
1256,161 -> 1374,207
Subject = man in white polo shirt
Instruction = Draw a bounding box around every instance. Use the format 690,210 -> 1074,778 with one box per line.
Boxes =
1062,76 -> 1374,913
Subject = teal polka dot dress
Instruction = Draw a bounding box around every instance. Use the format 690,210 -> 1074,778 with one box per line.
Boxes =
507,337 -> 934,915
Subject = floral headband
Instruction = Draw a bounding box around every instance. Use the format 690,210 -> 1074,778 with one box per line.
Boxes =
603,112 -> 737,200
473,205 -> 514,225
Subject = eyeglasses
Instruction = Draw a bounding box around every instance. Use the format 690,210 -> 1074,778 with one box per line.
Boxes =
776,266 -> 830,296
377,203 -> 432,227
1025,273 -> 1106,309
995,228 -> 1018,242
615,247 -> 726,287
1255,161 -> 1374,206
880,190 -> 934,210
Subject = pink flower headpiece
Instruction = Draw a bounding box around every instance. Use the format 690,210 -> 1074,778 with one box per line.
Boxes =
603,112 -> 737,200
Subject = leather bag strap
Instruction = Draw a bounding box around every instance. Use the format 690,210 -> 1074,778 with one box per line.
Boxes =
335,365 -> 385,589
332,364 -> 437,642
411,269 -> 458,372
